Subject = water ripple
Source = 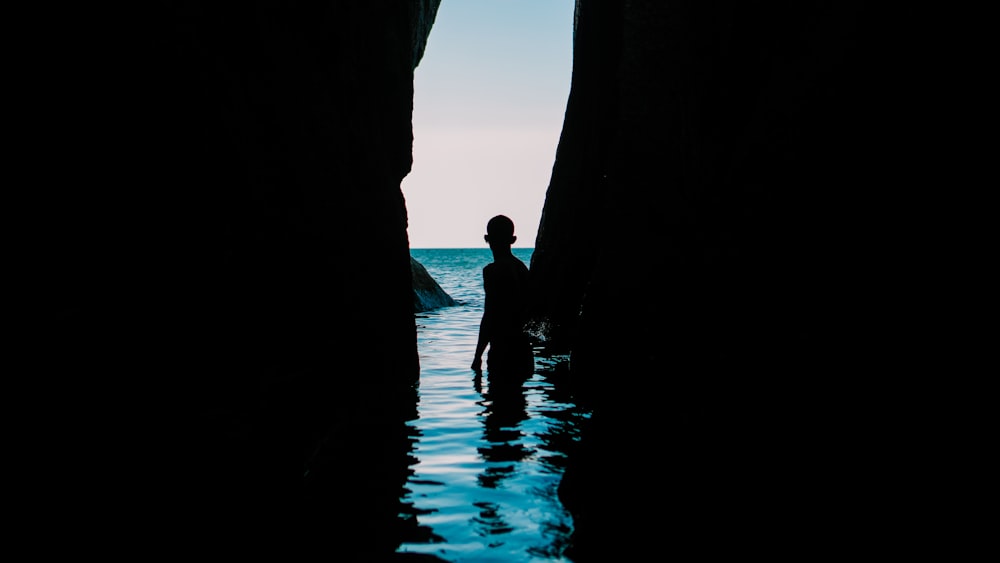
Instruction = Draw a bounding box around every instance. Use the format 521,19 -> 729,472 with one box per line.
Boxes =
399,249 -> 590,562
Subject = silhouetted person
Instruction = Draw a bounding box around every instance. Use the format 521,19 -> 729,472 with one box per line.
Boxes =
471,215 -> 534,378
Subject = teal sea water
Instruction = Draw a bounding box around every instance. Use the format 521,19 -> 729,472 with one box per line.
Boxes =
399,249 -> 591,562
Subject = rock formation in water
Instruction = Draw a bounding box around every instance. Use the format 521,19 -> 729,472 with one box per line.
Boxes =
412,257 -> 457,312
529,1 -> 928,559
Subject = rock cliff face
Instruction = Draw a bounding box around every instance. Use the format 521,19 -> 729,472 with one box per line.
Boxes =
530,1 -> 925,558
48,1 -> 441,554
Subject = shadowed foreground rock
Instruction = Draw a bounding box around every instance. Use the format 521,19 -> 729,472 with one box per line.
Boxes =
47,1 -> 442,557
529,1 -> 932,559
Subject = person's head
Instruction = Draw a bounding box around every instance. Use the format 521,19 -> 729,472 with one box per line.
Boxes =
485,215 -> 516,247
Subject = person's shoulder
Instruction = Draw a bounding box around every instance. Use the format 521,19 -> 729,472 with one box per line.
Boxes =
504,255 -> 527,269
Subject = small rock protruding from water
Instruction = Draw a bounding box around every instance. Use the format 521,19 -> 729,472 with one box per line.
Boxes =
412,256 -> 457,312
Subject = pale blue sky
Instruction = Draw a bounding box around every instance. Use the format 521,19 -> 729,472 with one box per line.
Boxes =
403,0 -> 575,248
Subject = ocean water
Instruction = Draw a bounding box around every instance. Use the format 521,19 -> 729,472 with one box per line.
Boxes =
399,249 -> 591,562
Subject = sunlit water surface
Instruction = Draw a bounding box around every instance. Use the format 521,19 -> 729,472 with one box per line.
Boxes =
398,249 -> 590,562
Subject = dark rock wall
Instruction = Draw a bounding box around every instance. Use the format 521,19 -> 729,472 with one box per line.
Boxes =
47,0 -> 440,551
531,1 -> 925,558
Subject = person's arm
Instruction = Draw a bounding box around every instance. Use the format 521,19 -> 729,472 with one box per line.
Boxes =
472,318 -> 489,372
472,266 -> 492,372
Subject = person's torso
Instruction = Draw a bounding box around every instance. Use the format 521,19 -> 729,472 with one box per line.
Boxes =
484,257 -> 529,336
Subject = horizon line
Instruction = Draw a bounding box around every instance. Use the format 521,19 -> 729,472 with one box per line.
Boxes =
410,246 -> 535,250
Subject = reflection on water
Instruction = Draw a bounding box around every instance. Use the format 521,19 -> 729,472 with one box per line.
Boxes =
476,370 -> 531,491
398,336 -> 589,561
